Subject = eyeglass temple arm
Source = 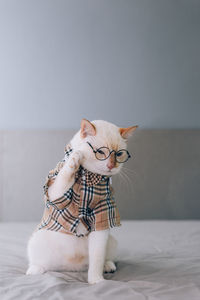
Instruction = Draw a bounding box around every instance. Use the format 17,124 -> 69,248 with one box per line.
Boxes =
87,142 -> 96,153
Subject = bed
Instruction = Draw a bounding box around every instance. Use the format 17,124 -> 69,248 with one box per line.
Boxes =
0,221 -> 200,300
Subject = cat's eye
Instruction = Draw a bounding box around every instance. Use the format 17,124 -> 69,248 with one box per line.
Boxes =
115,150 -> 130,163
97,149 -> 105,155
96,147 -> 110,160
116,151 -> 123,157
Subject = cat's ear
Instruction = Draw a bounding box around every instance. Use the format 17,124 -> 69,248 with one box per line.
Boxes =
119,125 -> 138,139
80,119 -> 96,138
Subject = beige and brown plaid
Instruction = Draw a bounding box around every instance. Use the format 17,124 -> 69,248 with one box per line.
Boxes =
38,145 -> 121,237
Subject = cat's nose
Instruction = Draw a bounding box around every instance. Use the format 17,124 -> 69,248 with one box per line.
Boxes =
107,155 -> 116,170
107,162 -> 115,170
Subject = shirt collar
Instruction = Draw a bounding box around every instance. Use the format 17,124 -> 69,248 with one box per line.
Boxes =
76,166 -> 109,186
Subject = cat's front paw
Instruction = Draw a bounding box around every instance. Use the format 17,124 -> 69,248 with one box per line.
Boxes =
67,151 -> 83,171
88,275 -> 105,285
26,265 -> 45,275
88,270 -> 105,284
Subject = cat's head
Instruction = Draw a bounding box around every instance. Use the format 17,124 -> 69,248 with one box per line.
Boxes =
71,119 -> 138,176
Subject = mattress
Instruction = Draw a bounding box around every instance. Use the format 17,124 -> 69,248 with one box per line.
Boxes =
0,221 -> 200,300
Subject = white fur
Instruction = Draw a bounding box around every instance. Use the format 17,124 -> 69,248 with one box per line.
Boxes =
27,120 -> 132,284
26,229 -> 117,275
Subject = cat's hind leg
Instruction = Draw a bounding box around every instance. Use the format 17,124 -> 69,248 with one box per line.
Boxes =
26,229 -> 88,275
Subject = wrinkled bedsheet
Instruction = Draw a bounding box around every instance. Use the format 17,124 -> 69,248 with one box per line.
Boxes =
0,221 -> 200,300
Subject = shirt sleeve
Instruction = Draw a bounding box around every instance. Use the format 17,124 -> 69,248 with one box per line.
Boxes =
43,160 -> 73,210
43,160 -> 65,198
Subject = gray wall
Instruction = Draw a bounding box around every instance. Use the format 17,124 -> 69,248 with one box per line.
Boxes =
0,1 -> 200,221
0,130 -> 199,221
0,0 -> 200,129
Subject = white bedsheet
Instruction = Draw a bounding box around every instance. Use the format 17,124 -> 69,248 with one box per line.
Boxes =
0,221 -> 200,300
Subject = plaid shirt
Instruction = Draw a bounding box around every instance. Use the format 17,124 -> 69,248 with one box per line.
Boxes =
38,145 -> 121,237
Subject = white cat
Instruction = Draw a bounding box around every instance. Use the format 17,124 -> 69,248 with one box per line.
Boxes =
26,119 -> 137,284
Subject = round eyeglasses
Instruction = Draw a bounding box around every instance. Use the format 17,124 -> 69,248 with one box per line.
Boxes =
87,142 -> 131,163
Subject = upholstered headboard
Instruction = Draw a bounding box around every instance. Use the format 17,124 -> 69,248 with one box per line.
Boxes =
0,129 -> 199,221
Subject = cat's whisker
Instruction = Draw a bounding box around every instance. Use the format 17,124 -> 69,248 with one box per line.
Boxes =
119,169 -> 132,188
114,173 -> 124,189
122,166 -> 138,177
119,169 -> 137,194
116,172 -> 129,190
121,167 -> 141,186
118,171 -> 127,187
122,170 -> 132,185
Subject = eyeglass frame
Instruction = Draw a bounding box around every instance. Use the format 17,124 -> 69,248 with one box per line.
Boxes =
87,141 -> 131,163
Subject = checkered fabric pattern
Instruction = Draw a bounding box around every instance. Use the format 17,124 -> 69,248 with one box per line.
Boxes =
38,144 -> 121,237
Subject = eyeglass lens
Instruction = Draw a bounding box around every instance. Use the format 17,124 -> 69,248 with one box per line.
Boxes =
95,147 -> 129,163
